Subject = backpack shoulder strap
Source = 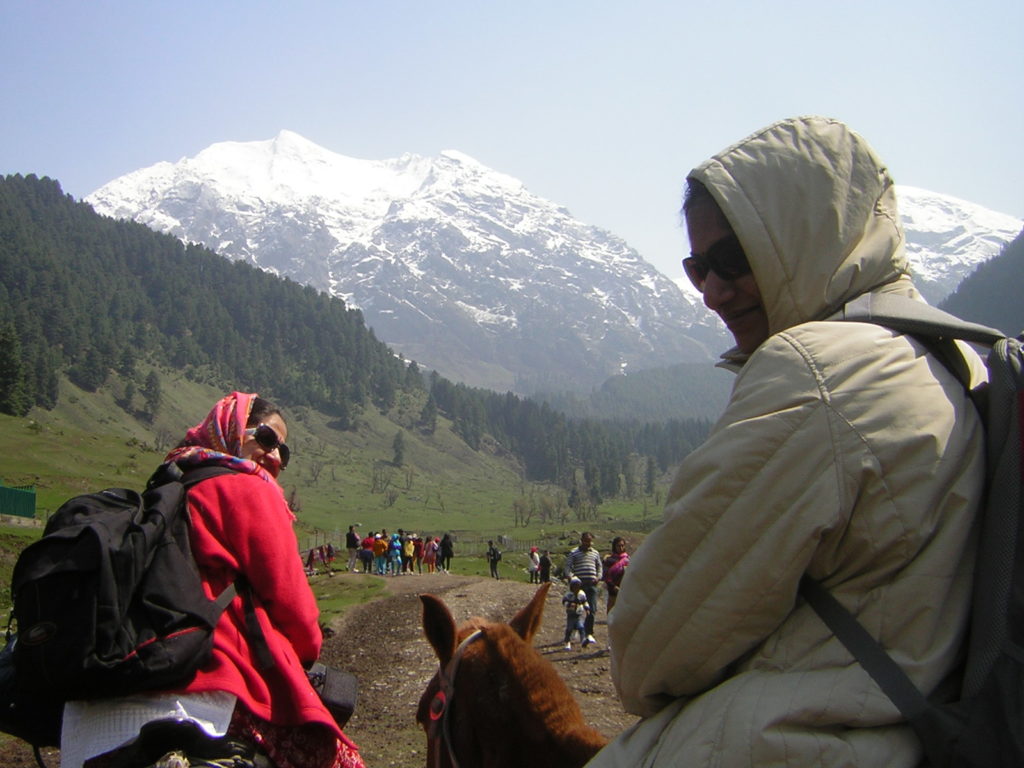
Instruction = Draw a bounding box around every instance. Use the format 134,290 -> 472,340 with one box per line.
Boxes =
799,577 -> 954,766
146,462 -> 238,491
180,464 -> 238,488
841,294 -> 1005,346
799,577 -> 930,718
147,462 -> 275,671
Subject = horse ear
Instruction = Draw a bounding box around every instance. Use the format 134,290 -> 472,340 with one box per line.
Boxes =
509,582 -> 551,642
420,593 -> 457,667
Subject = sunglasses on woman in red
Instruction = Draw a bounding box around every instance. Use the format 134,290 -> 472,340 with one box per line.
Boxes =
245,424 -> 290,469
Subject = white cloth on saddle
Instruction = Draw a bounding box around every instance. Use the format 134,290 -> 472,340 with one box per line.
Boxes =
60,690 -> 237,768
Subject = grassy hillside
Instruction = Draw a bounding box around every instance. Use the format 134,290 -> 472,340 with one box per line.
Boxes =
3,368 -> 668,543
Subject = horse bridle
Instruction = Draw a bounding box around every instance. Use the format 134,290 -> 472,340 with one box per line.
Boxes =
427,628 -> 484,768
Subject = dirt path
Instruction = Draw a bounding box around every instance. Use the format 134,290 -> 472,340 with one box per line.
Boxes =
322,572 -> 637,767
1,573 -> 636,767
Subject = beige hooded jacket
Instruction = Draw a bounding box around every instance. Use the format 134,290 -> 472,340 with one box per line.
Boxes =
587,117 -> 984,767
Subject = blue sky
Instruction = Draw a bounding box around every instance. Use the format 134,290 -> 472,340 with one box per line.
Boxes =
2,0 -> 1021,279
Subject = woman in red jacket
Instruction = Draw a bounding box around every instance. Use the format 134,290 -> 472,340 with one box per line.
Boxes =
65,392 -> 364,768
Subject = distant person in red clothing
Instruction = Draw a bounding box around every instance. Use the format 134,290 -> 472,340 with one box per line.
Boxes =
62,392 -> 365,768
358,531 -> 375,574
423,536 -> 440,573
413,534 -> 425,573
602,536 -> 630,612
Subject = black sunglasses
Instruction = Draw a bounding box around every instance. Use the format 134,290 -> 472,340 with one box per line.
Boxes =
682,234 -> 752,290
246,424 -> 290,469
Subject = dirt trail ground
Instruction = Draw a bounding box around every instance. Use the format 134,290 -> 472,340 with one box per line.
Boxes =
4,573 -> 637,768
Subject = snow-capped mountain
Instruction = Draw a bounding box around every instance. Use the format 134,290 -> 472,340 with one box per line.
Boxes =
896,185 -> 1021,304
86,131 -> 1021,393
87,131 -> 721,394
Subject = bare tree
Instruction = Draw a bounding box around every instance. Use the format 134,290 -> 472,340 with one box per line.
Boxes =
512,497 -> 530,528
538,495 -> 558,525
554,491 -> 568,524
153,427 -> 175,452
371,461 -> 394,493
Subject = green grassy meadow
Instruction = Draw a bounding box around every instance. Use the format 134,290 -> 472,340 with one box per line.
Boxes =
2,371 -> 667,533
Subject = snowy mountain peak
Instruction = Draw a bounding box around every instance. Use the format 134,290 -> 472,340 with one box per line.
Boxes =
271,128 -> 319,150
895,185 -> 1021,304
439,148 -> 481,166
85,131 -> 1021,393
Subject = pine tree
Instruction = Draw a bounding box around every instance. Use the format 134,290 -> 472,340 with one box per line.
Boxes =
419,393 -> 438,434
123,380 -> 136,412
0,320 -> 30,415
645,456 -> 657,495
33,348 -> 59,410
404,359 -> 423,390
568,482 -> 582,518
118,347 -> 137,379
68,347 -> 108,392
392,430 -> 405,467
142,371 -> 162,420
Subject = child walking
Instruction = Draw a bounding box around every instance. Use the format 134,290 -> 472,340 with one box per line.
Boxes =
562,576 -> 590,650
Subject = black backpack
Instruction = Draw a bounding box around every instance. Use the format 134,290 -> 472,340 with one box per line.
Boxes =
2,463 -> 257,750
801,293 -> 1024,767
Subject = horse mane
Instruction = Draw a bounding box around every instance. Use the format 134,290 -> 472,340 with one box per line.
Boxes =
476,621 -> 593,730
418,584 -> 607,767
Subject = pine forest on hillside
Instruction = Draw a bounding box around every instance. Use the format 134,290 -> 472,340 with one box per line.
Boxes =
0,174 -> 710,501
940,229 -> 1024,335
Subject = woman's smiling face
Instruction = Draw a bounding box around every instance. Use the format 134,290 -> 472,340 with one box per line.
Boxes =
686,203 -> 770,354
240,412 -> 288,478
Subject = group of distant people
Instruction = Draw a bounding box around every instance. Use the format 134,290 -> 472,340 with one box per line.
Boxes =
485,531 -> 630,610
334,525 -> 635,654
559,532 -> 630,650
339,526 -> 455,576
482,530 -> 635,651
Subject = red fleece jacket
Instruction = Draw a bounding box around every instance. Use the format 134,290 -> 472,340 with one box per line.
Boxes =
179,472 -> 344,741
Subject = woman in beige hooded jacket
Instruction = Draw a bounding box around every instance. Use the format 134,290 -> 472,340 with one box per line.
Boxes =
588,117 -> 984,767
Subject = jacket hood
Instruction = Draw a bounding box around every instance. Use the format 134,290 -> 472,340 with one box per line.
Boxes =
688,116 -> 912,336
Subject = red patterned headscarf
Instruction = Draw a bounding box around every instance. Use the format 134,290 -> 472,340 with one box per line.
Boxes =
163,391 -> 282,489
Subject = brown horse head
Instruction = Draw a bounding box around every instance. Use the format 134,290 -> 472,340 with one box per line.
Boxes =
417,583 -> 607,768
